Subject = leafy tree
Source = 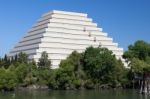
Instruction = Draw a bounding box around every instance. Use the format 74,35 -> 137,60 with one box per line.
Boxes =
83,47 -> 113,79
38,51 -> 51,69
123,40 -> 150,73
123,40 -> 150,61
36,52 -> 52,86
82,46 -> 126,87
15,63 -> 29,84
58,51 -> 86,89
24,61 -> 37,85
1,54 -> 11,69
0,57 -> 4,68
48,70 -> 58,89
54,68 -> 76,89
123,40 -> 150,88
0,67 -> 17,90
130,58 -> 150,74
4,70 -> 17,90
17,52 -> 28,64
0,67 -> 6,89
14,54 -> 18,63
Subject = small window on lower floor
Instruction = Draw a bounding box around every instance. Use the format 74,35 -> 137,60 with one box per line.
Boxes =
88,32 -> 91,37
83,27 -> 86,32
94,37 -> 96,42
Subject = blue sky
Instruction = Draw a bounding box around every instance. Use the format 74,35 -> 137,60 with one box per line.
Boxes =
0,0 -> 150,57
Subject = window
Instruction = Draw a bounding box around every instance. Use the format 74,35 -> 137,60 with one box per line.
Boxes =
94,37 -> 96,42
88,32 -> 91,37
83,27 -> 86,32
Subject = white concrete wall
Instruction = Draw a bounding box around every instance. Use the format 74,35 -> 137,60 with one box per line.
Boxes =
8,10 -> 126,68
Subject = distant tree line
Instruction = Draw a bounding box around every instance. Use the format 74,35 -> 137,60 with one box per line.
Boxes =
0,40 -> 150,91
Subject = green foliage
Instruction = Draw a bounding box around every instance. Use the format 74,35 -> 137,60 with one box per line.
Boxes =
56,51 -> 86,89
54,68 -> 75,89
1,40 -> 149,91
23,61 -> 38,85
123,40 -> 150,88
15,63 -> 29,84
0,67 -> 6,89
82,46 -> 124,86
123,40 -> 150,61
1,54 -> 11,69
49,47 -> 127,89
124,40 -> 150,74
0,67 -> 17,91
37,69 -> 51,86
38,51 -> 51,69
17,52 -> 28,63
130,58 -> 150,74
48,70 -> 58,89
0,52 -> 50,91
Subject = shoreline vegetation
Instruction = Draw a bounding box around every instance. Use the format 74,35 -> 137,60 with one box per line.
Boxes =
0,40 -> 150,92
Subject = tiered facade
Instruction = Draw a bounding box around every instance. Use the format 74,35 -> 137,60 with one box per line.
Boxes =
8,10 -> 125,68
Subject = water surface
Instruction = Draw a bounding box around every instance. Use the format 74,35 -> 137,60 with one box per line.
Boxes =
0,89 -> 149,99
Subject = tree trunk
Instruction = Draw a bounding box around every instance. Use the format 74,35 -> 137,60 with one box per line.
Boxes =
144,80 -> 147,94
140,80 -> 143,93
147,80 -> 150,94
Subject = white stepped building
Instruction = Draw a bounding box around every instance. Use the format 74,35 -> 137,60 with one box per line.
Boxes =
8,10 -> 125,68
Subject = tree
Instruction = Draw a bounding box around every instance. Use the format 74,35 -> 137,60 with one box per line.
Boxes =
24,60 -> 37,85
82,46 -> 125,87
15,63 -> 29,84
17,52 -> 28,64
123,40 -> 150,61
0,57 -> 4,68
4,70 -> 17,90
48,70 -> 58,89
3,54 -> 11,69
38,51 -> 51,69
83,47 -> 113,78
60,51 -> 82,72
123,40 -> 150,88
0,67 -> 6,89
37,69 -> 51,86
36,51 -> 52,87
130,58 -> 150,74
57,51 -> 84,89
0,67 -> 17,91
123,40 -> 150,74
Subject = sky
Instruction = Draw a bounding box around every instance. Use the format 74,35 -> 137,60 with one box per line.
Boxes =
0,0 -> 150,57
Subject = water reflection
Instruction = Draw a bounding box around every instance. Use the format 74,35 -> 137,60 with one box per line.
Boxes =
0,89 -> 150,99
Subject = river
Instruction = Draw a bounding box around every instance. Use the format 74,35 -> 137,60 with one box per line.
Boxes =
0,89 -> 149,99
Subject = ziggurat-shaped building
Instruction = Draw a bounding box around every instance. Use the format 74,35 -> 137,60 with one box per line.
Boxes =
8,10 -> 125,68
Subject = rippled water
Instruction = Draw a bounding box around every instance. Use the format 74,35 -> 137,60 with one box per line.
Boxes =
0,89 -> 150,99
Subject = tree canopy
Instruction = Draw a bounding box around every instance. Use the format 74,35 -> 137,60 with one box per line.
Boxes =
38,51 -> 51,69
123,40 -> 150,74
